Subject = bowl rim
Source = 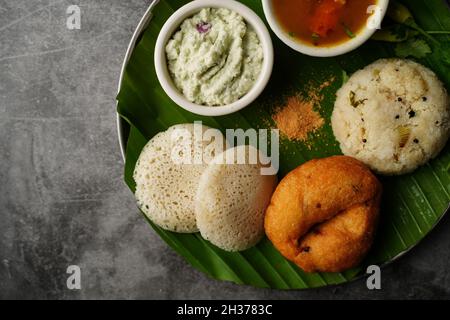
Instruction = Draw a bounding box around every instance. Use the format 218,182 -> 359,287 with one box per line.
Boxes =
154,0 -> 274,117
261,0 -> 390,57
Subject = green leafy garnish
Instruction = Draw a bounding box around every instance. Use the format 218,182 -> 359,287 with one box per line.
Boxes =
288,31 -> 295,37
372,24 -> 413,42
342,23 -> 355,38
387,2 -> 413,24
311,32 -> 320,45
438,42 -> 450,65
349,91 -> 367,108
342,70 -> 349,85
387,2 -> 437,44
395,38 -> 431,59
403,17 -> 438,45
372,1 -> 450,64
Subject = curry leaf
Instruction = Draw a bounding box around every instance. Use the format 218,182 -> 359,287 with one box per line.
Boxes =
372,24 -> 413,42
439,42 -> 450,65
395,38 -> 431,58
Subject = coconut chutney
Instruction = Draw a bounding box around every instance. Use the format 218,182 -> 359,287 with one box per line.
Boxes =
165,8 -> 263,106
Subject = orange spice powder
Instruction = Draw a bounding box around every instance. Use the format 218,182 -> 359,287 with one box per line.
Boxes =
272,95 -> 324,142
271,77 -> 335,143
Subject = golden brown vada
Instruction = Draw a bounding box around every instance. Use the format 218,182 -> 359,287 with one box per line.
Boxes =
264,156 -> 382,273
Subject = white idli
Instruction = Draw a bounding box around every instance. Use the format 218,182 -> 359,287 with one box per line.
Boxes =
195,145 -> 277,251
332,58 -> 449,175
133,124 -> 225,233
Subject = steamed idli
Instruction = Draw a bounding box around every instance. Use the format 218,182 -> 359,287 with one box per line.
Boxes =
133,124 -> 225,233
332,59 -> 450,175
195,145 -> 277,251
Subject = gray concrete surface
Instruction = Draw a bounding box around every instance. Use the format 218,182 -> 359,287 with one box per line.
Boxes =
0,0 -> 449,300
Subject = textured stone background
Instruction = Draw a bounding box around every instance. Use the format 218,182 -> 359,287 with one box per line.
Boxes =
0,0 -> 449,300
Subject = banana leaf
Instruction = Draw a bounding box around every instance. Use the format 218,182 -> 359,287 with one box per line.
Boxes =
117,0 -> 450,289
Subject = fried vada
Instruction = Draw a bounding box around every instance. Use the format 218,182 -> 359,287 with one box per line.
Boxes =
264,156 -> 382,273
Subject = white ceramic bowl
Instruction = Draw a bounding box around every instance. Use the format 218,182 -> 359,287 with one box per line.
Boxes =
262,0 -> 389,57
154,0 -> 274,117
